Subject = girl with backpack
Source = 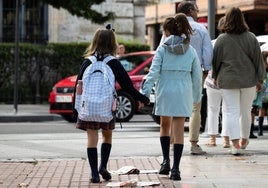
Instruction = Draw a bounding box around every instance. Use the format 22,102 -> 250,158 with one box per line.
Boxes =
73,24 -> 149,183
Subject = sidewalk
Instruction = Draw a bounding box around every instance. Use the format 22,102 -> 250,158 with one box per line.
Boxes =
1,151 -> 268,188
0,104 -> 62,122
1,105 -> 268,187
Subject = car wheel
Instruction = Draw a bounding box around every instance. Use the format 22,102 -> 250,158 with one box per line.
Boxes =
61,114 -> 76,123
116,91 -> 135,122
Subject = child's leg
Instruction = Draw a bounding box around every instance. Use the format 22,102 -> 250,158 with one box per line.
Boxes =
250,106 -> 258,138
258,105 -> 266,136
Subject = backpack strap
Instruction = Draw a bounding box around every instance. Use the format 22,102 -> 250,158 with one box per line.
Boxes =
102,55 -> 117,98
102,55 -> 115,64
87,55 -> 115,64
87,56 -> 97,64
87,55 -> 117,98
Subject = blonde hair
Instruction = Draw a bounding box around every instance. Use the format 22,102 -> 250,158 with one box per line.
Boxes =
84,28 -> 118,58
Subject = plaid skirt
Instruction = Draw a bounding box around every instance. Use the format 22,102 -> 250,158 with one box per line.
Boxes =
76,118 -> 115,131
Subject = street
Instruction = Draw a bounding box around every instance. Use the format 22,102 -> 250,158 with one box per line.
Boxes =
0,114 -> 159,134
1,114 -> 268,161
0,115 -> 162,160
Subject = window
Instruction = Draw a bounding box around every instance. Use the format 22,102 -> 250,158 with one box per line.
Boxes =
2,0 -> 48,43
2,0 -> 15,42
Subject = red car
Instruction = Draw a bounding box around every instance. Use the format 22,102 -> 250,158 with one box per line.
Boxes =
49,51 -> 155,122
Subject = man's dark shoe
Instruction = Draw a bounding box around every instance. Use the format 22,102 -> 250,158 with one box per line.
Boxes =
200,127 -> 205,132
90,176 -> 100,183
99,168 -> 111,181
159,160 -> 170,175
170,169 -> 181,181
249,133 -> 258,139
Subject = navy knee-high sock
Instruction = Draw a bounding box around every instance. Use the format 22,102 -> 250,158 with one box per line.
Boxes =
258,117 -> 264,134
87,148 -> 99,178
250,123 -> 255,134
100,143 -> 111,170
172,144 -> 184,170
160,136 -> 170,162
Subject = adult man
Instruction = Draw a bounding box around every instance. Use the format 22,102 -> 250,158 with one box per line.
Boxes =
116,44 -> 126,57
177,1 -> 213,155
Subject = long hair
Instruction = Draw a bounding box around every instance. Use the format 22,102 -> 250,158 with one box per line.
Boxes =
174,13 -> 193,43
163,17 -> 178,35
83,28 -> 118,58
222,7 -> 249,34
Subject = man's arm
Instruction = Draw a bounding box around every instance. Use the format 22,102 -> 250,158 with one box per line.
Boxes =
201,30 -> 213,71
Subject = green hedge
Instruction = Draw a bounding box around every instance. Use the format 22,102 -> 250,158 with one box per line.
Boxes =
0,42 -> 150,104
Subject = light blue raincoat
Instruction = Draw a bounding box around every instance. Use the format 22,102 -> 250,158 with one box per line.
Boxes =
141,35 -> 202,117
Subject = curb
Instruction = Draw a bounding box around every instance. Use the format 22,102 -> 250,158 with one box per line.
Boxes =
0,115 -> 62,122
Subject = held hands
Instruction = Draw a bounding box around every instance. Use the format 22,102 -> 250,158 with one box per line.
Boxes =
138,101 -> 152,115
138,102 -> 144,109
138,101 -> 150,109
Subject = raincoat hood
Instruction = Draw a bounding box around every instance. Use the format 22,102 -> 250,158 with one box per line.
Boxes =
162,35 -> 189,55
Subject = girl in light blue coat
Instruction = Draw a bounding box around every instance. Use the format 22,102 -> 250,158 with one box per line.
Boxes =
141,14 -> 202,181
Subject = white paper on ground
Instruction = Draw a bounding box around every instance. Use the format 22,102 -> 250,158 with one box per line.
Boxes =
106,181 -> 160,187
110,166 -> 158,175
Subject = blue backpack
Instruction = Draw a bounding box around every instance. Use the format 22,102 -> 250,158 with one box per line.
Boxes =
75,55 -> 117,122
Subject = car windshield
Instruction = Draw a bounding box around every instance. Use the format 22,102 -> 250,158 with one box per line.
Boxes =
118,54 -> 151,72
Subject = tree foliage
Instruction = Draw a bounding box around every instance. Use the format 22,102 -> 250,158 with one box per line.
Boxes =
41,0 -> 114,24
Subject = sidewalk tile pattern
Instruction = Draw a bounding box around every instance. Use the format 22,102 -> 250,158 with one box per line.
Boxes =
1,155 -> 268,188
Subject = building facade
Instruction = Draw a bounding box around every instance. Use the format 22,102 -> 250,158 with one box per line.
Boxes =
0,0 -> 148,44
2,0 -> 267,48
146,0 -> 268,50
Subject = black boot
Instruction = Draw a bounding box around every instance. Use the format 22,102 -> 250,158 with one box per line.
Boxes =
99,143 -> 112,181
159,136 -> 170,175
87,148 -> 100,183
258,117 -> 264,136
249,123 -> 257,139
170,144 -> 183,181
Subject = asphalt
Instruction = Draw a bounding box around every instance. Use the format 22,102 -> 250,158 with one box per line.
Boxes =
1,104 -> 268,188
